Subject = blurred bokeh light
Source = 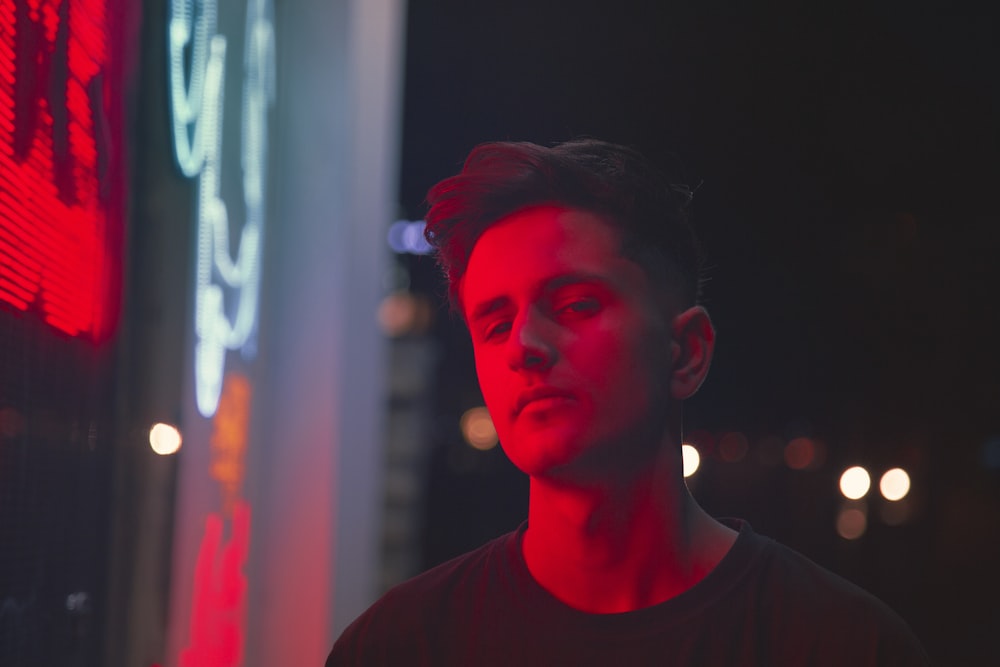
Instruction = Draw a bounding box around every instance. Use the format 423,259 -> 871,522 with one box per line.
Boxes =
836,507 -> 868,540
879,468 -> 911,501
839,466 -> 871,500
149,422 -> 182,455
460,407 -> 498,451
784,436 -> 816,470
718,431 -> 748,463
682,444 -> 701,477
377,291 -> 432,337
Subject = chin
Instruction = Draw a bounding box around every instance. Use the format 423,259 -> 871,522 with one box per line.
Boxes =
503,433 -> 606,480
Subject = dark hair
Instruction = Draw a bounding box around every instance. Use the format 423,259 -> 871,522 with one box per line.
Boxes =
424,138 -> 703,313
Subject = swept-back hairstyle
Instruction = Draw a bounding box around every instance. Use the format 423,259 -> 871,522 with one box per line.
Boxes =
424,138 -> 703,314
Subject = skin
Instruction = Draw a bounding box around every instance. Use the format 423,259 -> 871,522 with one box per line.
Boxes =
459,205 -> 737,614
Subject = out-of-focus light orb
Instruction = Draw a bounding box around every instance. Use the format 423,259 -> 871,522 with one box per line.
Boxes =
682,444 -> 700,477
718,431 -> 749,463
386,220 -> 433,255
879,468 -> 911,501
784,437 -> 816,470
377,291 -> 432,337
387,220 -> 433,255
839,466 -> 871,499
149,423 -> 182,455
377,292 -> 418,337
460,407 -> 498,451
836,507 -> 867,540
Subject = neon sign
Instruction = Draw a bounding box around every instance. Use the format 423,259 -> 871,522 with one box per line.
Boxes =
179,373 -> 253,667
0,0 -> 122,341
180,500 -> 251,667
168,0 -> 275,417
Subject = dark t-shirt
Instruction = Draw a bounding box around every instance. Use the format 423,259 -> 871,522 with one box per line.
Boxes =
327,520 -> 928,666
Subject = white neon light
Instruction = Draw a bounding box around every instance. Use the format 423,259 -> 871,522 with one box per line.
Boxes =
168,0 -> 216,177
168,0 -> 275,417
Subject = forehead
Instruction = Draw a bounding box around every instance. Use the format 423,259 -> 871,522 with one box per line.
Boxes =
459,205 -> 644,314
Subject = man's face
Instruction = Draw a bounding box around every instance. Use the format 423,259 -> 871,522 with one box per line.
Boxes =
459,205 -> 674,483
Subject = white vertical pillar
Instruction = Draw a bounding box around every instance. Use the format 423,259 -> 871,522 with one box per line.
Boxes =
246,1 -> 405,665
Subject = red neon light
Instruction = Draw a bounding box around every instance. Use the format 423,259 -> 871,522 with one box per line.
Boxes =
179,373 -> 254,666
0,0 -> 122,341
180,500 -> 251,667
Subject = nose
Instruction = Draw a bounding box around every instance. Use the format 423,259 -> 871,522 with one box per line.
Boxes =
506,307 -> 555,372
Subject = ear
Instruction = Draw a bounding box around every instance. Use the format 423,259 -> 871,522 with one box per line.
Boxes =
669,305 -> 715,400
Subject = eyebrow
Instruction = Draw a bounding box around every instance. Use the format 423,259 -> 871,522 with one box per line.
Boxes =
469,296 -> 510,323
545,272 -> 613,291
467,272 -> 615,323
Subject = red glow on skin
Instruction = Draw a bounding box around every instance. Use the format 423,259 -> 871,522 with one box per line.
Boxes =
180,500 -> 252,667
460,206 -> 672,484
459,204 -> 726,615
0,0 -> 123,341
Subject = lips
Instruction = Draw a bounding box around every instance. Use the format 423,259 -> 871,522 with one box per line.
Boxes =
514,387 -> 575,416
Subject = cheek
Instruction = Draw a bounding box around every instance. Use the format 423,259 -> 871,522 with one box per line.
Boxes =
473,353 -> 508,414
574,328 -> 666,405
568,328 -> 635,380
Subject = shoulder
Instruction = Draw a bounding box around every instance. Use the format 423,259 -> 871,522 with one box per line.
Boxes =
751,531 -> 897,620
326,529 -> 517,667
737,526 -> 929,665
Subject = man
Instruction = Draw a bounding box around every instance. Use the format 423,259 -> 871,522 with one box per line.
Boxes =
327,139 -> 928,665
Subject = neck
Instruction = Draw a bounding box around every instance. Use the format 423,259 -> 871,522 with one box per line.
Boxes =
521,448 -> 736,613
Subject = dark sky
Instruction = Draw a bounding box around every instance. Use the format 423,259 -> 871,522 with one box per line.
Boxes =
395,2 -> 1000,661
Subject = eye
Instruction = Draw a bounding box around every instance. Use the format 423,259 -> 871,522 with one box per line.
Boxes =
554,297 -> 600,319
483,320 -> 512,341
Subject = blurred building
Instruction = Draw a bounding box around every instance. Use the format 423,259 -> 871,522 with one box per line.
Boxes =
0,1 -> 406,665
